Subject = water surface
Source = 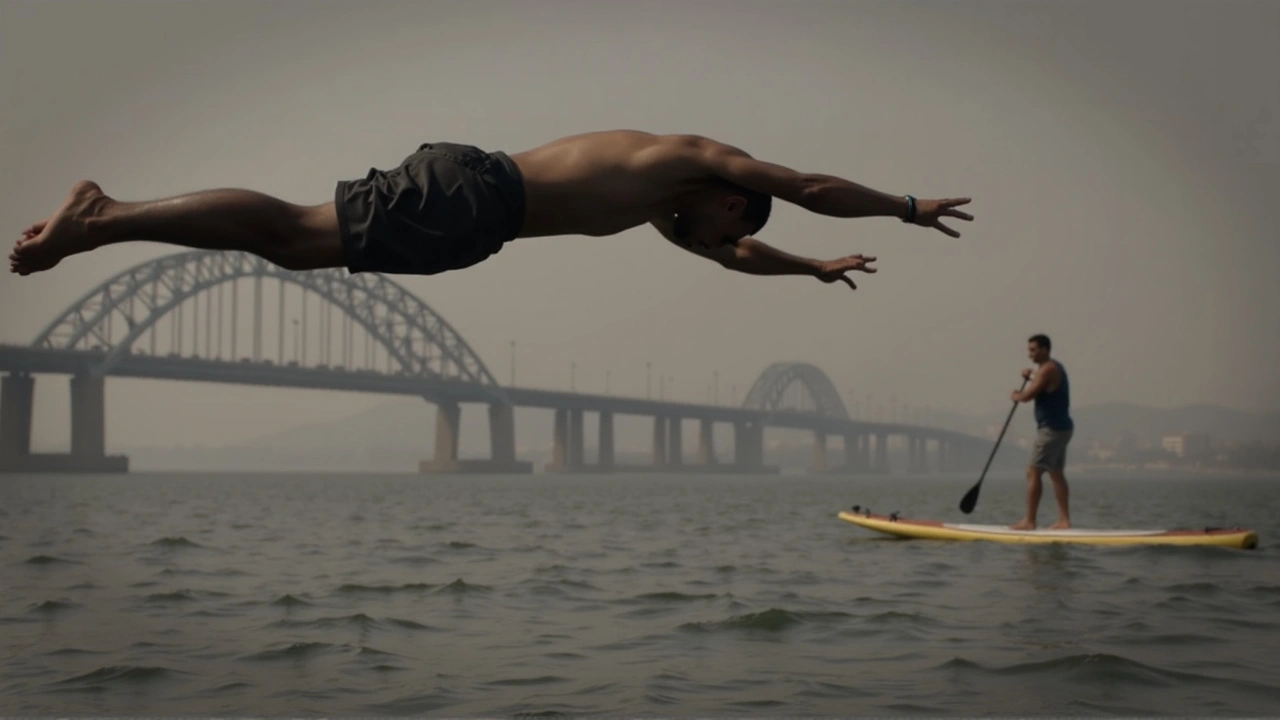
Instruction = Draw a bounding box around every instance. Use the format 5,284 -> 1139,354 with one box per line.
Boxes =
2,472 -> 1278,715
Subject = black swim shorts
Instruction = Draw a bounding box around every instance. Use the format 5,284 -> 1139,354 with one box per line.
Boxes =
335,142 -> 526,275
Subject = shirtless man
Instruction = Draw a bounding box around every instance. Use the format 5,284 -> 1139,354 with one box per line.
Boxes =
10,130 -> 973,286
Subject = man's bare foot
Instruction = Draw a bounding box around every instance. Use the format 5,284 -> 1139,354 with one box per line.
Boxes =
1009,519 -> 1036,530
1047,519 -> 1071,530
10,180 -> 112,276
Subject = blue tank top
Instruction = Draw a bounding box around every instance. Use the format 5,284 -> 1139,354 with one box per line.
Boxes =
1033,360 -> 1073,431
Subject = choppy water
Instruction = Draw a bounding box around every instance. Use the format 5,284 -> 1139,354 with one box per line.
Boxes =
2,472 -> 1279,716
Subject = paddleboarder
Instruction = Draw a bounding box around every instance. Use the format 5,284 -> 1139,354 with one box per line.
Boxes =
1009,334 -> 1074,530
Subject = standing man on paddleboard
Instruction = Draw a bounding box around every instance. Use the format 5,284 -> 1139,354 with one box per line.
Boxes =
1009,334 -> 1074,530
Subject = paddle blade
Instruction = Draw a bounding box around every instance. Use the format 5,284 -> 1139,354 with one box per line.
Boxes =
958,482 -> 982,514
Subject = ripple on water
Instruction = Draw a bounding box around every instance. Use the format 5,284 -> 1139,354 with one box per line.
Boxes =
620,591 -> 721,604
362,689 -> 461,714
41,648 -> 108,657
679,607 -> 853,633
268,613 -> 438,633
148,537 -> 204,549
935,652 -> 1280,701
436,578 -> 490,595
144,590 -> 200,604
22,555 -> 79,566
47,665 -> 186,693
483,675 -> 571,687
27,600 -> 81,614
241,642 -> 338,663
333,582 -> 433,595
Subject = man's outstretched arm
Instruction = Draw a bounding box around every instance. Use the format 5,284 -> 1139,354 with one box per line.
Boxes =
682,138 -> 975,238
651,218 -> 876,289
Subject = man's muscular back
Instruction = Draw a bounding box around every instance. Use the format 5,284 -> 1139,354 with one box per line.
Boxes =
509,130 -> 736,239
502,128 -> 973,288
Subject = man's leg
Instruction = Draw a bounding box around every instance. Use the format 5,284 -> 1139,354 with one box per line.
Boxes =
10,180 -> 345,276
1011,465 -> 1043,530
1044,430 -> 1072,529
1046,468 -> 1071,529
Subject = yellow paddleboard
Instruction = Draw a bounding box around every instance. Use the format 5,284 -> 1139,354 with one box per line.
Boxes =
837,507 -> 1258,549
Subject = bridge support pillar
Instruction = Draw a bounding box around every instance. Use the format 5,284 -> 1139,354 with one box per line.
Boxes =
840,432 -> 857,471
544,407 -> 623,474
488,403 -> 516,464
71,374 -> 106,459
697,419 -> 716,465
433,401 -> 460,466
666,416 -> 683,468
421,401 -> 532,474
2,372 -> 127,473
874,433 -> 890,474
555,408 -> 569,466
569,409 -> 585,469
809,430 -> 828,472
905,436 -> 922,474
598,411 -> 614,469
652,416 -> 667,466
545,407 -> 570,472
734,420 -> 766,471
1,373 -> 34,458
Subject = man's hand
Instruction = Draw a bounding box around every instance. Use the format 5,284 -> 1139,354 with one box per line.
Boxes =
816,254 -> 877,290
911,198 -> 974,238
1021,367 -> 1034,380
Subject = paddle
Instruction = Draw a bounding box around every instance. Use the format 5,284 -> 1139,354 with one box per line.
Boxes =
958,375 -> 1029,514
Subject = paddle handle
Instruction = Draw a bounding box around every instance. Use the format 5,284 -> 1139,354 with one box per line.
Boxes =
976,375 -> 1030,483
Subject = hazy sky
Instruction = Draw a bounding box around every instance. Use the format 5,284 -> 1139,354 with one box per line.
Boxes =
1,0 -> 1277,451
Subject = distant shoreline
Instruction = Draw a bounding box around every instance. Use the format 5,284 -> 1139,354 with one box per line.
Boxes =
1074,463 -> 1280,478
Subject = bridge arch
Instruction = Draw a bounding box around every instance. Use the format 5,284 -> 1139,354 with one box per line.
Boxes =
741,362 -> 849,418
30,250 -> 502,389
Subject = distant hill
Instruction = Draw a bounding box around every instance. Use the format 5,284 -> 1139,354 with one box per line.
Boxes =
969,402 -> 1280,449
240,398 -> 437,452
1067,402 -> 1280,446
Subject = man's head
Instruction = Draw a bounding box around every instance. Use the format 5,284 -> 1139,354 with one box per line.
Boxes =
1027,334 -> 1052,364
673,182 -> 772,249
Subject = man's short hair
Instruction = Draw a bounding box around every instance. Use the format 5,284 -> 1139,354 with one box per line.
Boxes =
740,187 -> 772,235
722,181 -> 772,235
1029,333 -> 1052,351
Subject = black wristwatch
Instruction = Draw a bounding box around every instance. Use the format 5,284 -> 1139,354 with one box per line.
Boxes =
902,195 -> 917,224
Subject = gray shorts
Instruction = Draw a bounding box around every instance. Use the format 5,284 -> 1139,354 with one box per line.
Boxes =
1031,427 -> 1073,470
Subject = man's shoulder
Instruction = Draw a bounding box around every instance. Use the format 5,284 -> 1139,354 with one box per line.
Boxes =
541,130 -> 729,160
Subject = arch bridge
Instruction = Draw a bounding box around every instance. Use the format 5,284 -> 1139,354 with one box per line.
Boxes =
0,251 -> 987,475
